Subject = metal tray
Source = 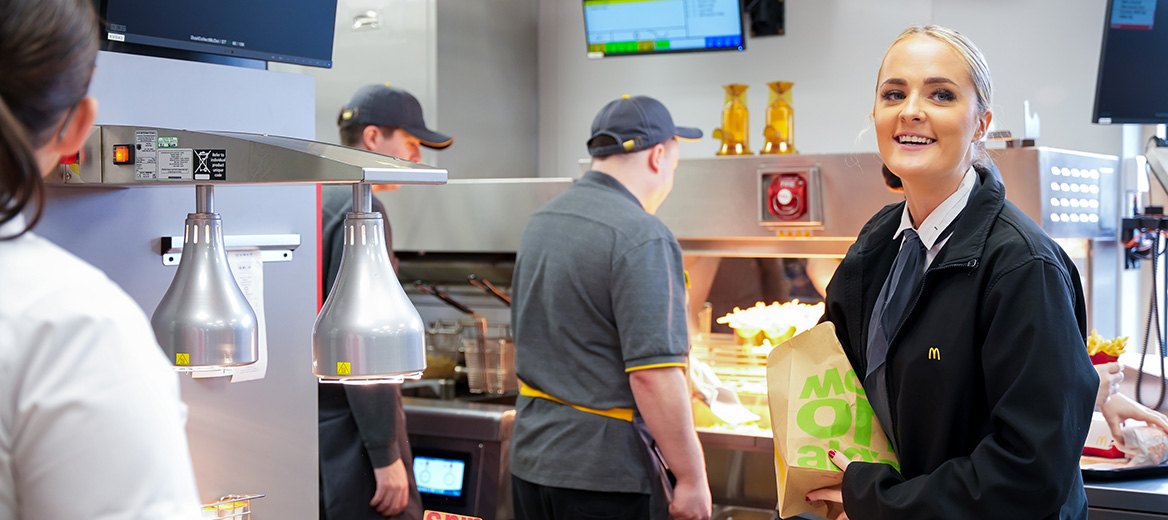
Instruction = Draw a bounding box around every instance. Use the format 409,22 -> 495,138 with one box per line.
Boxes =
1082,464 -> 1168,481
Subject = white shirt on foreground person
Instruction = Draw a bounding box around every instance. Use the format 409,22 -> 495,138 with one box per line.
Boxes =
0,215 -> 201,520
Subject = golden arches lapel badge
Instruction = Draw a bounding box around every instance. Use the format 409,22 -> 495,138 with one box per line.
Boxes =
928,347 -> 941,361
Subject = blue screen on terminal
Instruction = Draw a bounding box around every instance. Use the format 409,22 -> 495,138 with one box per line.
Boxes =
414,455 -> 467,497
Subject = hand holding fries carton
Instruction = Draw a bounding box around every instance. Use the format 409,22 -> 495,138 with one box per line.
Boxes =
766,322 -> 900,518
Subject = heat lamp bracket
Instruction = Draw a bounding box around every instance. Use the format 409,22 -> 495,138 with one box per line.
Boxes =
160,233 -> 301,265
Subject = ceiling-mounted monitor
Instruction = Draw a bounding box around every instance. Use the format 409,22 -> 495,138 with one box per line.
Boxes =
583,0 -> 746,59
1092,0 -> 1168,124
94,0 -> 338,68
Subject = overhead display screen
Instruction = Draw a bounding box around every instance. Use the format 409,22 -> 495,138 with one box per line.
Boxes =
1093,0 -> 1168,123
583,0 -> 746,59
98,0 -> 337,68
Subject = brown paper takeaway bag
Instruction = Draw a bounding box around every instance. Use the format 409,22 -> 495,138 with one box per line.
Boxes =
766,322 -> 900,519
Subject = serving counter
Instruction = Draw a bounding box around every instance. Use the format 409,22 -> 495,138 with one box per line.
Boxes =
1087,478 -> 1168,519
399,395 -> 1168,520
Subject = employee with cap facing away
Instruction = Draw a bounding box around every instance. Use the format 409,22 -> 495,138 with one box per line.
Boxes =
510,95 -> 712,520
319,83 -> 452,520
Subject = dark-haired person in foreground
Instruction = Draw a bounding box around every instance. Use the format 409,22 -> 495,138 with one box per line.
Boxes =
0,0 -> 201,518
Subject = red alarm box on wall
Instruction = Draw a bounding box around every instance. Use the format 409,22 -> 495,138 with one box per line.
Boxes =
759,167 -> 822,229
767,172 -> 806,220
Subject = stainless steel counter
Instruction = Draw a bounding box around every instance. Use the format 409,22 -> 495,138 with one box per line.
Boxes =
402,398 -> 1168,519
403,398 -> 515,520
1086,477 -> 1168,518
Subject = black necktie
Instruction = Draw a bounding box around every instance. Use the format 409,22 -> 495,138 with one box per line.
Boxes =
864,228 -> 927,447
880,229 -> 926,340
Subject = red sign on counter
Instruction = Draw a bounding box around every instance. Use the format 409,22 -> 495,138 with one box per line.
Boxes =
424,511 -> 482,520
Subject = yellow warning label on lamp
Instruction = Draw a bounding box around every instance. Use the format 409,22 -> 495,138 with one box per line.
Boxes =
337,362 -> 351,375
176,353 -> 190,366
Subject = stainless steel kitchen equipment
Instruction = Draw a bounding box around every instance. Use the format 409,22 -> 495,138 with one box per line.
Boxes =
404,398 -> 516,520
50,124 -> 450,382
42,119 -> 448,515
468,275 -> 512,306
660,149 -> 1119,332
51,126 -> 448,186
416,281 -> 490,393
152,183 -> 259,371
314,184 -> 431,382
415,281 -> 517,395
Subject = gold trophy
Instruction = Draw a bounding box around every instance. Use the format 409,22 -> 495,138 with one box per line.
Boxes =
762,81 -> 797,154
714,83 -> 752,155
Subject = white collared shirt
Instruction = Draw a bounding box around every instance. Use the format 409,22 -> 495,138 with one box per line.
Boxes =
894,165 -> 977,270
0,215 -> 201,520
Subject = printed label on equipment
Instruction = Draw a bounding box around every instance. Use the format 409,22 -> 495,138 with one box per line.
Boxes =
135,154 -> 158,180
135,130 -> 157,153
158,136 -> 179,149
159,149 -> 193,180
134,130 -> 158,180
194,149 -> 227,181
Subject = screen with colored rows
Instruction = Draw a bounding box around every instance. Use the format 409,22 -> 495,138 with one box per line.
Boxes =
583,0 -> 745,58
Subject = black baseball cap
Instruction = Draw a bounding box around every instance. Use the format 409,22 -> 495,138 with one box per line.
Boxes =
587,95 -> 702,156
338,84 -> 453,149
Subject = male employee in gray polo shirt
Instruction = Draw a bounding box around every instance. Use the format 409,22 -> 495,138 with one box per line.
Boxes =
510,95 -> 712,520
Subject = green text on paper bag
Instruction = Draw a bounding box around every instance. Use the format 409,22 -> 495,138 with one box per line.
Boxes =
766,322 -> 900,519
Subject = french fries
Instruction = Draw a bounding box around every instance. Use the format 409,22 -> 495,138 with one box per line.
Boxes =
1087,329 -> 1127,358
716,300 -> 825,346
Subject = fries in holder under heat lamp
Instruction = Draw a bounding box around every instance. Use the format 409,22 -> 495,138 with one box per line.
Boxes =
716,300 -> 825,349
690,300 -> 825,435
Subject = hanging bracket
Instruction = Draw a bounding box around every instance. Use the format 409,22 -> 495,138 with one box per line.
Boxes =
160,233 -> 301,265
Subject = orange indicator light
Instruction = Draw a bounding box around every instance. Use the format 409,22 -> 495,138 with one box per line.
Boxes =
112,144 -> 133,165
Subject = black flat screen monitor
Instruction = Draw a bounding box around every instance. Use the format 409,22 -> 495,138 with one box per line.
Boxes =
583,0 -> 745,59
1093,0 -> 1168,123
95,0 -> 338,68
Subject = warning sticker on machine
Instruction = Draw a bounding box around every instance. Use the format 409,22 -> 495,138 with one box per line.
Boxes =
135,129 -> 158,180
159,148 -> 193,180
194,149 -> 226,181
135,130 -> 157,153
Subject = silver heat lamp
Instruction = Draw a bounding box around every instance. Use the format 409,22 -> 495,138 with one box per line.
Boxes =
312,184 -> 426,383
152,185 -> 259,371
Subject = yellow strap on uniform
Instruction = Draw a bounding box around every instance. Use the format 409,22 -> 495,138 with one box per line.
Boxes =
519,382 -> 634,422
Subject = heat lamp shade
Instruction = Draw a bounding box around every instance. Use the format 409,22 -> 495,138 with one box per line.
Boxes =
313,213 -> 426,381
152,213 -> 259,368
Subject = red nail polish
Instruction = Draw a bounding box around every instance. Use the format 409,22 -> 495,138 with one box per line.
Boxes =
828,449 -> 837,458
